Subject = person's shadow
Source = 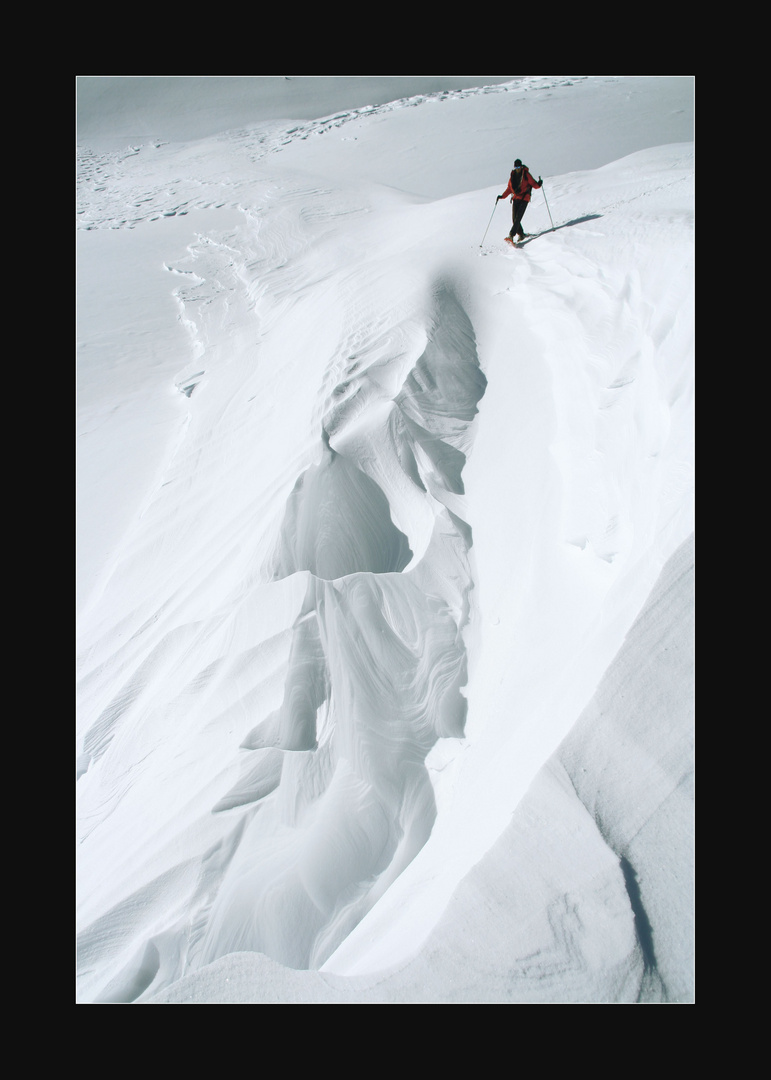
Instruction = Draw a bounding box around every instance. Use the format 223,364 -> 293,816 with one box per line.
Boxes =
518,213 -> 603,246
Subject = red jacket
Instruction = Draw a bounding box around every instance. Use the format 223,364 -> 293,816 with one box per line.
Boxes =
500,167 -> 542,203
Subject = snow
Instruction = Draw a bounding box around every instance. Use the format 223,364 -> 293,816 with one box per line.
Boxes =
76,75 -> 694,1004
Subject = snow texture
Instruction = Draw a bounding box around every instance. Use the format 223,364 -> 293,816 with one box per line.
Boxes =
76,75 -> 694,1004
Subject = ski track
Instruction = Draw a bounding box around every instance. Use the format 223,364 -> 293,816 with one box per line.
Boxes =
76,77 -> 591,233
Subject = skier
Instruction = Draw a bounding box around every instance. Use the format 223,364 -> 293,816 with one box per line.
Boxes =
497,159 -> 543,243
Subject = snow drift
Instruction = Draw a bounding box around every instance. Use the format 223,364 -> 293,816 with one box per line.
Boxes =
76,76 -> 694,1004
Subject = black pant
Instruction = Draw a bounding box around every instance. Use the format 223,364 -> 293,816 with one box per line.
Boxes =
509,199 -> 529,239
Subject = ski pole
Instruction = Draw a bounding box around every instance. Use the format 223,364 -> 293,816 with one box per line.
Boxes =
480,198 -> 498,247
541,183 -> 556,231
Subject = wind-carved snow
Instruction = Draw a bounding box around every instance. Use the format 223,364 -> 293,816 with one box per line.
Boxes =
76,229 -> 487,996
198,283 -> 485,971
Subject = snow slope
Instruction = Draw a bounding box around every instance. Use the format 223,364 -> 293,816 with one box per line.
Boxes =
76,76 -> 694,1004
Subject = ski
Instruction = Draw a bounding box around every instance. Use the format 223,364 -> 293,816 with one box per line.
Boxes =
505,229 -> 553,248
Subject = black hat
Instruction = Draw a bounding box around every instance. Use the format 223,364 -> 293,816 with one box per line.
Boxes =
514,159 -> 522,167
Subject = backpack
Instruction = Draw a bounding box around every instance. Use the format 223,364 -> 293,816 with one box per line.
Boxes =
510,166 -> 528,195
